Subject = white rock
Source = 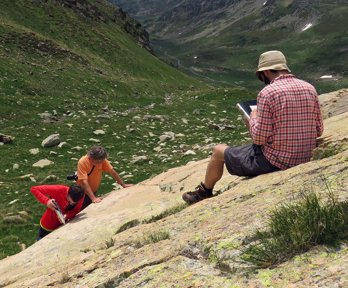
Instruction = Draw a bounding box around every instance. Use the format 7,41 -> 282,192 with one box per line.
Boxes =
32,159 -> 54,168
20,174 -> 34,179
13,164 -> 19,170
93,130 -> 105,135
320,75 -> 333,79
41,134 -> 61,148
29,148 -> 40,155
58,142 -> 67,148
72,146 -> 83,151
159,135 -> 172,143
153,146 -> 162,152
176,133 -> 185,138
130,156 -> 148,164
89,138 -> 100,143
9,199 -> 19,205
184,150 -> 196,156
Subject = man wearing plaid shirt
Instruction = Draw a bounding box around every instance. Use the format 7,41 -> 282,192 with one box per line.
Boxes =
183,50 -> 324,205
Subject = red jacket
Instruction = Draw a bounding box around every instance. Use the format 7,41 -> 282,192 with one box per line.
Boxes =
30,185 -> 83,231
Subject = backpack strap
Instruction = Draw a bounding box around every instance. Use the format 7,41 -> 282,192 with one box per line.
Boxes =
87,165 -> 95,176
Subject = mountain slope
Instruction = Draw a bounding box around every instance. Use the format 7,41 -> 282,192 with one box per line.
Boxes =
0,0 -> 255,259
111,0 -> 348,92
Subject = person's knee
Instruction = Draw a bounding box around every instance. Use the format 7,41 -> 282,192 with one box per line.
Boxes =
211,144 -> 228,161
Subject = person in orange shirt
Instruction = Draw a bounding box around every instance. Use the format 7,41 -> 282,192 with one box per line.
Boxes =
76,146 -> 132,209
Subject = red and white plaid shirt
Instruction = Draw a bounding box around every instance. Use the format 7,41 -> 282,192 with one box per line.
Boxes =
249,74 -> 324,170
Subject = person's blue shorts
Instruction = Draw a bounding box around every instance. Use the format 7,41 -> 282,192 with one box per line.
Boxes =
224,144 -> 280,177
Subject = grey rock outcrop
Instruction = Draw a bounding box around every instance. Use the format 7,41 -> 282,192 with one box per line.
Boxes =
41,134 -> 61,148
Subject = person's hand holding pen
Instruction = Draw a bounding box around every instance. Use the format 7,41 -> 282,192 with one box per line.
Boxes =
47,199 -> 58,211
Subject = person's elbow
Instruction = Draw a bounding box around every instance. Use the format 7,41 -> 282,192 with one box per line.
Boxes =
251,131 -> 268,145
80,179 -> 90,188
252,137 -> 267,145
317,126 -> 324,137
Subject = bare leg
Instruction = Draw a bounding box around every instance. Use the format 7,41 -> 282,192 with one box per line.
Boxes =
203,144 -> 228,189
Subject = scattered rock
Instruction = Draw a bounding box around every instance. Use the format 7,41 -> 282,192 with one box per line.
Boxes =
130,156 -> 148,164
184,150 -> 196,156
3,215 -> 26,224
42,175 -> 58,183
41,134 -> 61,148
89,138 -> 100,143
20,173 -> 34,180
71,146 -> 83,151
13,164 -> 19,170
29,148 -> 40,155
0,133 -> 14,144
32,159 -> 54,168
94,130 -> 105,135
143,115 -> 167,122
159,132 -> 175,143
58,142 -> 68,148
209,122 -> 236,131
9,199 -> 19,205
18,211 -> 29,218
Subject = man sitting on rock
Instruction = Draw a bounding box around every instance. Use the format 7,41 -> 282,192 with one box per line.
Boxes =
182,50 -> 324,205
30,184 -> 85,240
76,146 -> 133,209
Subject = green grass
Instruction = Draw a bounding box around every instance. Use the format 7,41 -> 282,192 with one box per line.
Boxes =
0,0 -> 254,259
241,189 -> 348,269
143,203 -> 188,224
133,230 -> 170,248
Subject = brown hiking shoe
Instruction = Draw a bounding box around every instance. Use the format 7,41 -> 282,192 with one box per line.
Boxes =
182,183 -> 213,205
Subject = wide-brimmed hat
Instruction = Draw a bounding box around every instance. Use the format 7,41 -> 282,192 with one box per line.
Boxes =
256,50 -> 291,76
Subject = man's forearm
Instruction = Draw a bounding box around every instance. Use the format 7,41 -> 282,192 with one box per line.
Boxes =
109,169 -> 125,186
80,181 -> 96,200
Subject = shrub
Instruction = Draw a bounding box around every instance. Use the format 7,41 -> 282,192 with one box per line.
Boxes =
241,190 -> 348,268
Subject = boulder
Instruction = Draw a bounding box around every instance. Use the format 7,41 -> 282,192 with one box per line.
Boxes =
32,159 -> 54,168
41,134 -> 61,148
0,134 -> 14,144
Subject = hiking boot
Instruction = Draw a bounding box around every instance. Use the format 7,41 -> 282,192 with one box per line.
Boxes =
182,183 -> 213,205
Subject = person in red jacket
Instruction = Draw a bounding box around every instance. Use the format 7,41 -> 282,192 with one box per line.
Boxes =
30,184 -> 85,240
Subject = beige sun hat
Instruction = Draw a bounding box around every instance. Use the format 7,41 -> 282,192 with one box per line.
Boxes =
256,50 -> 291,76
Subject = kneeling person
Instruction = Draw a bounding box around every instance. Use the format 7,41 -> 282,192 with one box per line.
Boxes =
76,146 -> 132,210
30,184 -> 85,240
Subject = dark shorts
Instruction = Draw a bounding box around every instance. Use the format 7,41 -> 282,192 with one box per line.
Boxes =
37,226 -> 51,241
224,144 -> 280,177
81,194 -> 93,210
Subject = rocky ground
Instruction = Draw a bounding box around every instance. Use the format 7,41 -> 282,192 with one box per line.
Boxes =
0,88 -> 347,287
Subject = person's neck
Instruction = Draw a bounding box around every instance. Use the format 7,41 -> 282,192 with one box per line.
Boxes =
273,71 -> 290,80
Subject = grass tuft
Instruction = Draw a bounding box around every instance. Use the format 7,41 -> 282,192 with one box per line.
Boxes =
133,230 -> 170,248
241,189 -> 348,268
105,237 -> 115,249
115,219 -> 141,234
143,203 -> 188,224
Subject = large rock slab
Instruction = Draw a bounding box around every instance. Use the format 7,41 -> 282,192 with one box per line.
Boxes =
0,90 -> 347,288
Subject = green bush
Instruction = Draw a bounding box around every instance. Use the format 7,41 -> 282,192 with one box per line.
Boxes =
242,190 -> 348,268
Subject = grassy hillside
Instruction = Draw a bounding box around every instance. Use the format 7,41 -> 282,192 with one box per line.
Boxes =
0,0 -> 253,259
